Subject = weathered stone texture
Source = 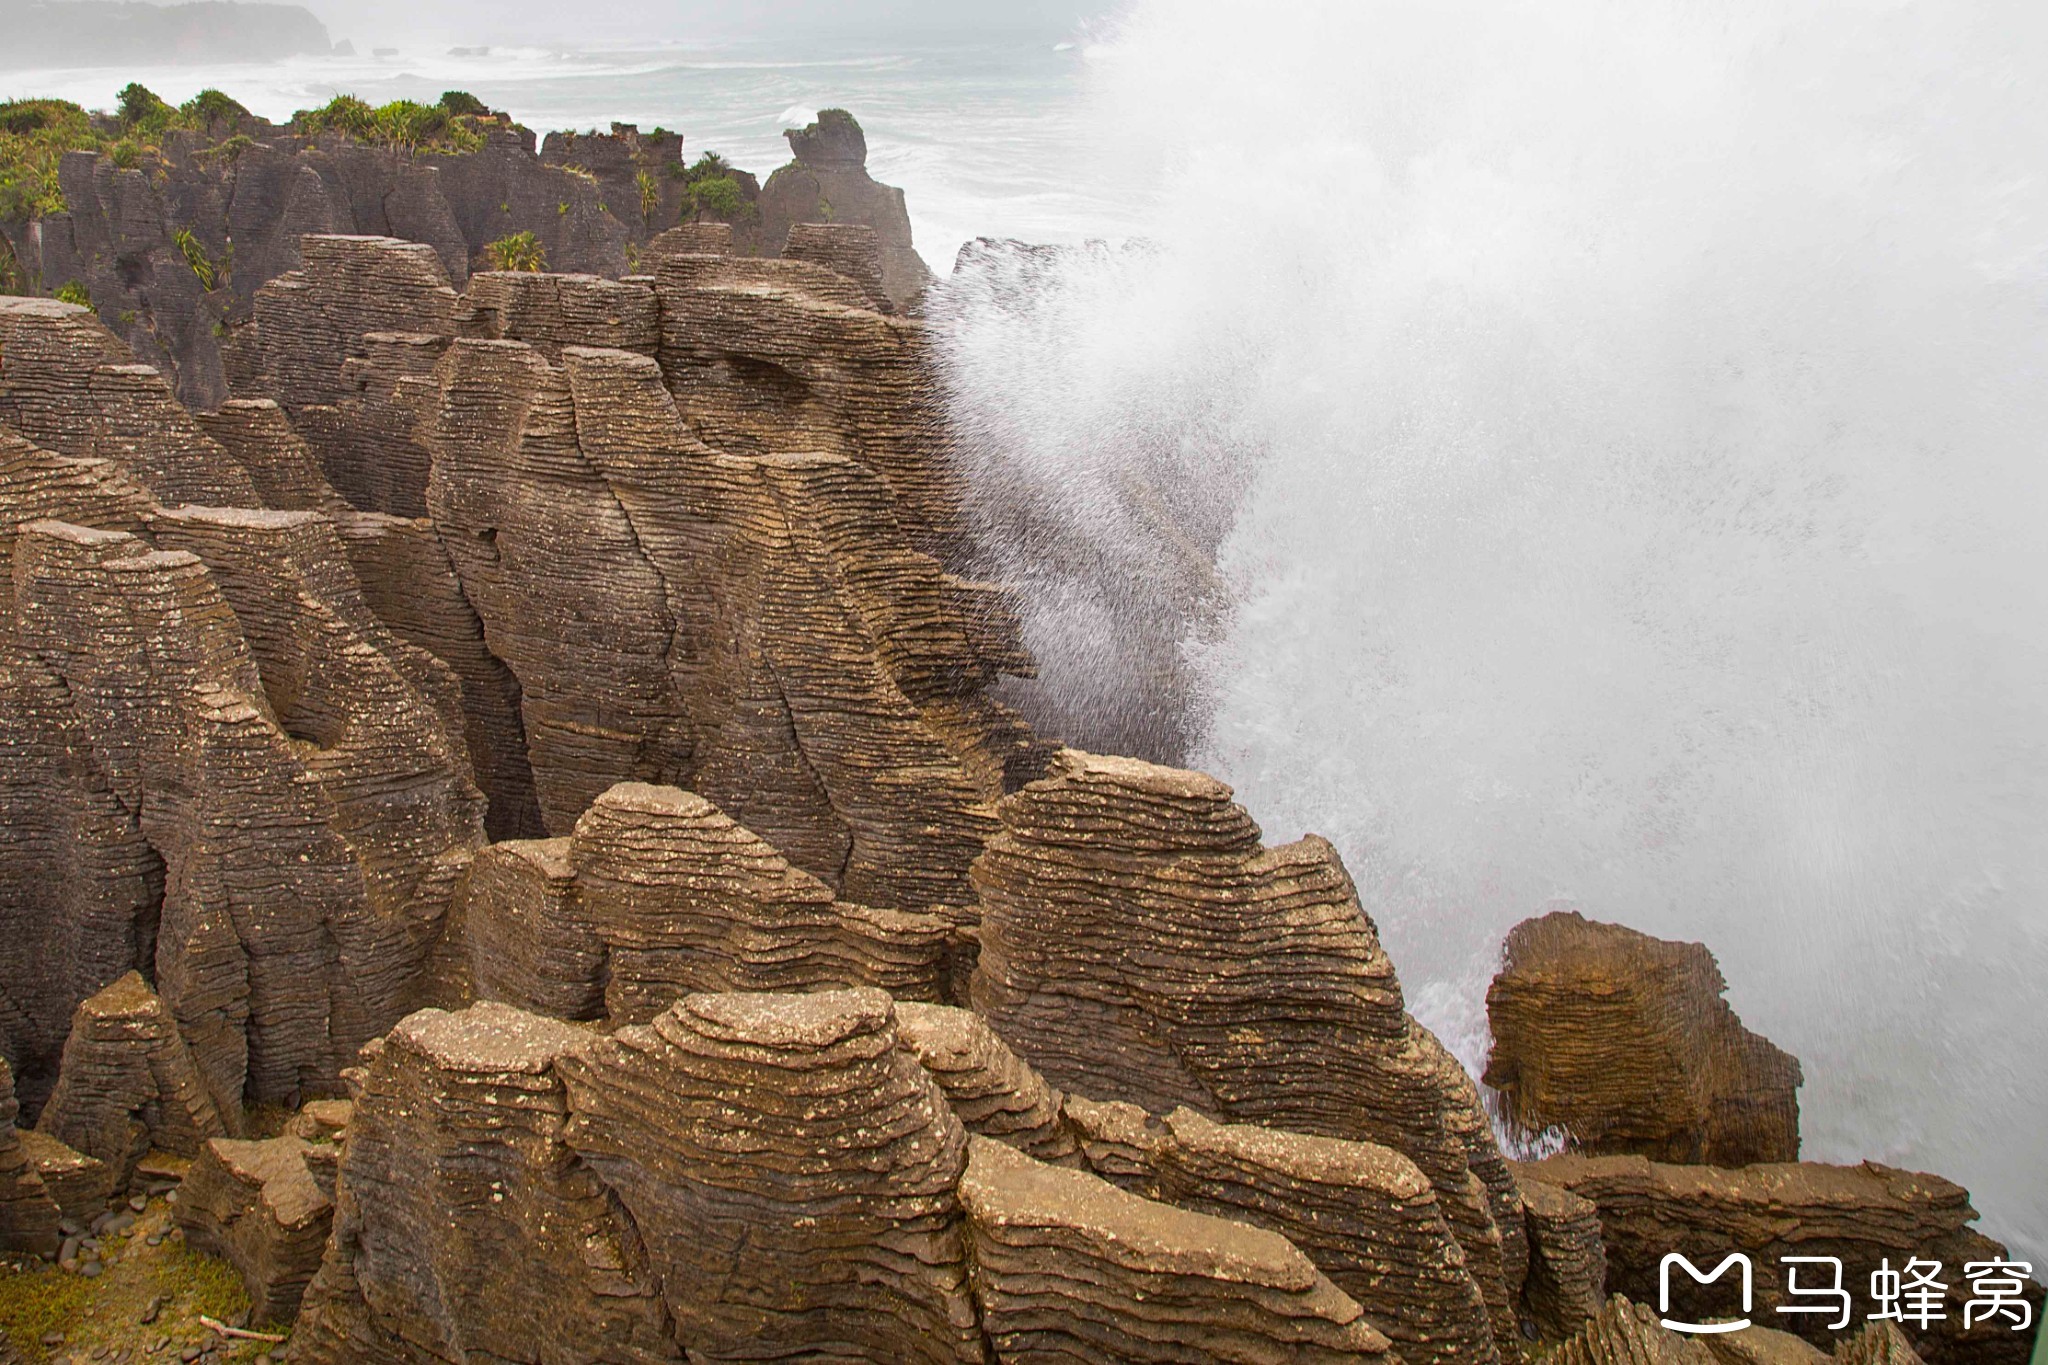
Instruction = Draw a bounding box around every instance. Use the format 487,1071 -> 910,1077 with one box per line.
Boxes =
1516,1172 -> 1607,1342
1551,1297 -> 1718,1365
0,1057 -> 62,1256
423,337 -> 1029,903
35,972 -> 227,1188
893,1001 -> 1079,1164
176,1135 -> 334,1323
1527,1153 -> 2043,1365
294,1002 -> 674,1364
1152,1105 -> 1501,1365
958,1134 -> 1395,1364
1485,910 -> 1802,1165
556,989 -> 984,1362
969,748 -> 1524,1345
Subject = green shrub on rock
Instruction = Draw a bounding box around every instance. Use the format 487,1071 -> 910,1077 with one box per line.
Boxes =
483,230 -> 546,272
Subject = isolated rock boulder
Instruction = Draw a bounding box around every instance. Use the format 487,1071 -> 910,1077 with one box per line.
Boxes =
1484,910 -> 1802,1165
761,110 -> 930,308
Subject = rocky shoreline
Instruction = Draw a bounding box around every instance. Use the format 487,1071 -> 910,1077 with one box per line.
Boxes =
0,92 -> 2039,1365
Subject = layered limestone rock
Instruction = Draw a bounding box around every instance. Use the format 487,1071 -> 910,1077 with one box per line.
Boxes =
970,749 -> 1526,1351
1484,911 -> 1802,1165
293,1002 -> 675,1363
568,783 -> 954,1020
460,784 -> 958,1023
462,270 -> 660,356
758,110 -> 930,308
958,1134 -> 1395,1364
422,337 -> 1034,901
1551,1297 -> 1717,1365
0,298 -> 261,508
0,1057 -> 62,1256
784,222 -> 893,312
652,249 -> 967,558
0,435 -> 163,1108
1151,1106 -> 1501,1365
893,1001 -> 1080,1163
1515,1172 -> 1607,1341
16,1129 -> 113,1219
34,972 -> 228,1187
1704,1328 -> 1832,1365
332,509 -> 542,840
457,837 -> 601,1020
556,989 -> 984,1363
2,302 -> 487,1115
175,1135 -> 334,1323
1528,1153 -> 2044,1365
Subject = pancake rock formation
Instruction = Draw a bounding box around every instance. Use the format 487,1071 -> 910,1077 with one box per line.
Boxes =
970,749 -> 1529,1354
1484,910 -> 1802,1165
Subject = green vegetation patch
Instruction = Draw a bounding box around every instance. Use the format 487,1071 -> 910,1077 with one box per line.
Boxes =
0,97 -> 95,220
484,229 -> 546,272
295,92 -> 487,155
675,151 -> 754,224
0,1260 -> 95,1362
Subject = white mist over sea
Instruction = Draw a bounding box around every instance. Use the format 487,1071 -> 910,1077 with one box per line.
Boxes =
941,0 -> 2048,1258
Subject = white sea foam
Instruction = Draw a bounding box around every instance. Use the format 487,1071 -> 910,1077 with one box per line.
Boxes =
941,0 -> 2048,1258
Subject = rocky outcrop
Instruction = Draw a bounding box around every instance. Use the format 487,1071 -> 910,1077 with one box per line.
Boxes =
1484,911 -> 1802,1165
1527,1153 -> 2043,1365
421,335 -> 1035,897
293,1002 -> 674,1363
652,248 -> 967,557
0,297 -> 259,507
1551,1296 -> 1717,1365
7,102 -> 929,411
1516,1172 -> 1607,1342
175,1135 -> 334,1323
969,749 -> 1526,1351
570,783 -> 955,1019
0,1057 -> 62,1256
1,300 -> 488,1118
557,988 -> 984,1362
1705,1328 -> 1832,1365
461,783 -> 956,1022
14,1129 -> 112,1220
759,110 -> 930,308
34,972 -> 227,1189
958,1133 -> 1395,1364
1152,1106 -> 1501,1365
893,1001 -> 1080,1163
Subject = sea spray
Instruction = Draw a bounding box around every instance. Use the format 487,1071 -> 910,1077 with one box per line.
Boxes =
937,0 -> 2048,1256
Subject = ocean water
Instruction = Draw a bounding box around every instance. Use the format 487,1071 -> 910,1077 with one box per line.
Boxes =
0,36 -> 1140,270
